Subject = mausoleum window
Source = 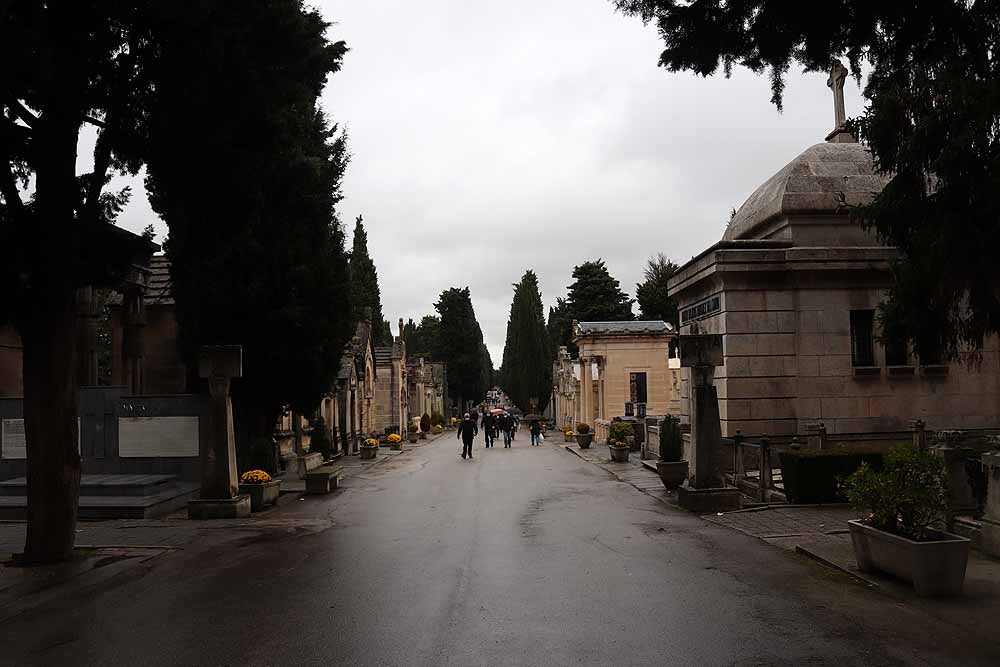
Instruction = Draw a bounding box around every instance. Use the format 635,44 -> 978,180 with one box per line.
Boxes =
850,310 -> 876,367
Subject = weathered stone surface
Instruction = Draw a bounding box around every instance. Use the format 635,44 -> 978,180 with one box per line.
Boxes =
678,484 -> 742,513
187,495 -> 250,520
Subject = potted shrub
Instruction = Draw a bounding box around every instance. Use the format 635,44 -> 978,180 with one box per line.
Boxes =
844,445 -> 970,596
360,437 -> 379,460
309,415 -> 333,461
563,429 -> 575,443
420,413 -> 431,439
608,421 -> 633,463
406,423 -> 419,444
575,423 -> 593,449
389,432 -> 405,450
238,470 -> 280,512
656,415 -> 688,489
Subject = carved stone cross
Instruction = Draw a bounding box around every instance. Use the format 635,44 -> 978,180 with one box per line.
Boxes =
827,60 -> 848,129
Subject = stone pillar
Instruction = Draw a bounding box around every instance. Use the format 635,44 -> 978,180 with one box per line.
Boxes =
677,335 -> 741,513
595,357 -> 605,421
188,345 -> 249,519
121,283 -> 147,396
579,356 -> 591,425
981,451 -> 1000,557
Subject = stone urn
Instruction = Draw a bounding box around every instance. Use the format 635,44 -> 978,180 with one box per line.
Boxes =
360,443 -> 378,460
656,461 -> 689,490
238,480 -> 281,512
575,433 -> 593,449
609,443 -> 630,463
848,520 -> 970,596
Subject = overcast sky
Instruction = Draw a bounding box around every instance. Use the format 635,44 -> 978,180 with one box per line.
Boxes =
106,0 -> 864,366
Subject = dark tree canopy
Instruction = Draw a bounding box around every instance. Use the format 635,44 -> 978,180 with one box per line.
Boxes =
636,253 -> 679,325
550,260 -> 634,355
434,287 -> 492,408
403,315 -> 441,359
499,271 -> 552,412
145,1 -> 353,424
350,216 -> 391,346
615,0 -> 1000,361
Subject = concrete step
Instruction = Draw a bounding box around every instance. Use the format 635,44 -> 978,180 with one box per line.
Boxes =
0,474 -> 178,497
0,482 -> 200,520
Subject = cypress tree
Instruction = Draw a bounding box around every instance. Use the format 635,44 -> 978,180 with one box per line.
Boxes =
550,260 -> 634,356
435,287 -> 491,410
349,216 -> 390,345
499,271 -> 552,412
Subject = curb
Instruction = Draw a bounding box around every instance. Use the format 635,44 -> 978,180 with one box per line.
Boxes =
560,443 -> 684,511
793,543 -> 882,590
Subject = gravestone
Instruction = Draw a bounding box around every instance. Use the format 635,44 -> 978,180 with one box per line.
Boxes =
677,335 -> 741,513
188,345 -> 250,519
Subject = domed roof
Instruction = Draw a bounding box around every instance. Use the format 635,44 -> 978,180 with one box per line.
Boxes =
723,141 -> 890,241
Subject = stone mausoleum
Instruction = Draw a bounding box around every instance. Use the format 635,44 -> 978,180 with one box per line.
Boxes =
669,73 -> 1000,438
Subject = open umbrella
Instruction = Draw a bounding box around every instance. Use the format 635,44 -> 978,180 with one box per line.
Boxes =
490,408 -> 506,415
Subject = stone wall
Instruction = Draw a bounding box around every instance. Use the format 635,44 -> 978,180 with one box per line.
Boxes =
0,325 -> 22,398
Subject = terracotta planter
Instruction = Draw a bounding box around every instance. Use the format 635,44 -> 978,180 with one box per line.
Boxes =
360,444 -> 378,460
848,520 -> 970,596
609,444 -> 629,463
238,480 -> 281,512
575,433 -> 593,449
656,460 -> 689,490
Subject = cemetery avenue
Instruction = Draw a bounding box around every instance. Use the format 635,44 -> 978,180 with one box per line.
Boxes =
5,2 -> 1000,666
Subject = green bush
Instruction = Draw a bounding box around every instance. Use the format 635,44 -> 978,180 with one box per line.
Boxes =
420,413 -> 431,432
431,412 -> 446,427
608,420 -> 633,446
309,415 -> 333,460
575,422 -> 591,434
778,447 -> 885,504
659,415 -> 683,462
844,445 -> 947,540
407,422 -> 418,433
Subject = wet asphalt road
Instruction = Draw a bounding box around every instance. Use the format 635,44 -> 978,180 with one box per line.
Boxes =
4,431 -> 999,666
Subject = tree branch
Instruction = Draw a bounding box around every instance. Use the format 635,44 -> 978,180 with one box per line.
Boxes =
82,128 -> 112,224
0,159 -> 25,219
5,98 -> 38,128
83,115 -> 106,129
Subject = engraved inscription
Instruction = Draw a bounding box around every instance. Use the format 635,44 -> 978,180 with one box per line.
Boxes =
118,416 -> 200,458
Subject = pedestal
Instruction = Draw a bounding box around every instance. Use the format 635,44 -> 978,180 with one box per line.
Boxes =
195,346 -> 243,510
678,484 -> 742,513
981,451 -> 1000,558
188,495 -> 251,520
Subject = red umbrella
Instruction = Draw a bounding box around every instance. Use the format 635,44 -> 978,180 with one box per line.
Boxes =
490,408 -> 506,415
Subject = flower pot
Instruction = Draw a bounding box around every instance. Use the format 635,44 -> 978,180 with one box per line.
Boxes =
847,519 -> 970,596
238,480 -> 281,512
564,433 -> 575,443
609,444 -> 630,463
407,434 -> 418,444
656,460 -> 689,490
419,431 -> 427,440
392,441 -> 405,450
575,433 -> 593,449
360,444 -> 378,460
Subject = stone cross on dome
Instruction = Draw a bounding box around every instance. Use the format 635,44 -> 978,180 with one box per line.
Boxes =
825,60 -> 854,143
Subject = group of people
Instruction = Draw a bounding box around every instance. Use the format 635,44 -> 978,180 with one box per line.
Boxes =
456,409 -> 543,459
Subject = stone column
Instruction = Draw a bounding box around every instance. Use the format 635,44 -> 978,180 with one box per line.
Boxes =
980,450 -> 1000,557
677,335 -> 741,513
579,356 -> 591,425
595,357 -> 605,421
76,286 -> 100,386
188,345 -> 249,519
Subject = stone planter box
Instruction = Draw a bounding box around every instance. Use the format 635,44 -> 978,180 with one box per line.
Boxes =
360,444 -> 378,460
609,444 -> 630,463
238,480 -> 281,512
407,433 -> 418,444
848,519 -> 970,596
656,461 -> 689,490
575,433 -> 593,449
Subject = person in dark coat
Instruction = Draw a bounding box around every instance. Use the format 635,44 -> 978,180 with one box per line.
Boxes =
500,412 -> 514,448
482,412 -> 495,448
529,419 -> 542,446
457,412 -> 478,459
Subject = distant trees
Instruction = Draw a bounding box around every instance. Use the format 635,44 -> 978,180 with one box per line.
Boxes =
349,216 -> 391,346
434,288 -> 493,409
548,260 -> 634,356
145,1 -> 353,467
402,315 -> 442,358
499,271 -> 552,412
635,253 -> 679,325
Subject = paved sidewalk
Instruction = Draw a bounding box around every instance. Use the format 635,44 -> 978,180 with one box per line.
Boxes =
559,441 -> 673,500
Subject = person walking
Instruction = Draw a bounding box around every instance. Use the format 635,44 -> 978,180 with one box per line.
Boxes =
511,414 -> 519,441
457,412 -> 478,459
500,412 -> 514,448
529,419 -> 542,446
482,411 -> 495,448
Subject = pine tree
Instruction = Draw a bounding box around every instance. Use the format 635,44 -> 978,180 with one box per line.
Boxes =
499,271 -> 552,412
549,260 -> 634,356
635,253 -> 679,325
349,216 -> 390,345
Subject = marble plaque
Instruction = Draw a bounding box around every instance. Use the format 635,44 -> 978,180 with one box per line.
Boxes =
1,419 -> 26,459
118,416 -> 199,458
